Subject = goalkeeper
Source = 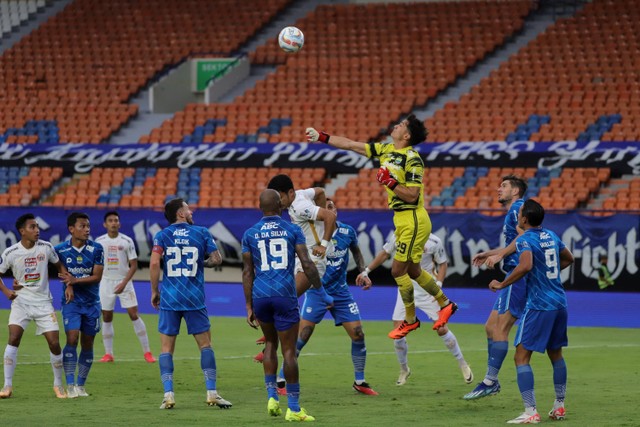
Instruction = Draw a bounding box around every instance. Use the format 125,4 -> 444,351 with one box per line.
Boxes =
306,115 -> 457,339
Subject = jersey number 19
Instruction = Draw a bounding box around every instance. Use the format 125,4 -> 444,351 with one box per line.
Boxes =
257,238 -> 288,271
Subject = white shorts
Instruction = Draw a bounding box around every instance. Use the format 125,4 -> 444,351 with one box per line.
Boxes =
392,281 -> 441,322
294,252 -> 328,278
8,300 -> 60,335
99,278 -> 138,311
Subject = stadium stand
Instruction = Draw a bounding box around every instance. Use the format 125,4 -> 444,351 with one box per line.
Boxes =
0,166 -> 63,206
0,0 -> 46,38
425,0 -> 640,143
0,0 -> 292,144
141,1 -> 534,144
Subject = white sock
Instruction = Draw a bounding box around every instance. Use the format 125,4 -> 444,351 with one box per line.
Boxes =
3,345 -> 18,387
394,337 -> 409,370
102,321 -> 114,355
440,331 -> 465,364
132,318 -> 150,353
50,352 -> 64,387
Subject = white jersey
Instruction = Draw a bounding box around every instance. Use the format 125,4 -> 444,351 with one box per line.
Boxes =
383,233 -> 447,274
288,188 -> 325,251
0,240 -> 59,304
95,233 -> 137,280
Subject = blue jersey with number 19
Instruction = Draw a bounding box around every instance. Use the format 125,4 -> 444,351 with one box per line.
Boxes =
152,223 -> 218,311
242,216 -> 306,300
515,227 -> 567,311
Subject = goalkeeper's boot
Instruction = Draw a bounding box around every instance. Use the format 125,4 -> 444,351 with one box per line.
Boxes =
433,302 -> 458,330
207,390 -> 232,408
548,405 -> 565,421
388,319 -> 420,339
0,386 -> 12,398
463,380 -> 501,400
159,391 -> 175,409
507,411 -> 541,424
285,407 -> 315,422
268,397 -> 282,416
353,381 -> 379,396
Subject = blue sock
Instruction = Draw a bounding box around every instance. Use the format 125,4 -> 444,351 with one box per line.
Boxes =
201,347 -> 217,391
552,358 -> 567,402
487,338 -> 494,364
352,339 -> 366,382
516,364 -> 536,410
265,374 -> 278,400
159,353 -> 174,393
485,341 -> 508,383
295,338 -> 306,357
286,383 -> 301,412
63,344 -> 77,385
77,349 -> 93,386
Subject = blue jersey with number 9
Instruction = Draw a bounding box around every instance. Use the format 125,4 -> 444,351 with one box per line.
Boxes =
152,223 -> 218,311
515,227 -> 567,311
242,215 -> 306,299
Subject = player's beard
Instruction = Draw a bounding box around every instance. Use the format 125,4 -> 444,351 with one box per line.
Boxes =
186,216 -> 194,225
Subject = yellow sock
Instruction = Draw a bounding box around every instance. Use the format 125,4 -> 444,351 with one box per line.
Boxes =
394,274 -> 416,323
415,270 -> 449,308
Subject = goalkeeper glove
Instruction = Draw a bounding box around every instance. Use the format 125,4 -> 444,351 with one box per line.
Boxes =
306,127 -> 330,143
376,167 -> 398,190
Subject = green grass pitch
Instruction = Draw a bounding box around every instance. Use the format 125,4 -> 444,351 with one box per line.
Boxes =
0,310 -> 638,426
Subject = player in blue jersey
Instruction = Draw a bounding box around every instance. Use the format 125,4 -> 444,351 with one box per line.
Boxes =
55,212 -> 104,398
285,198 -> 378,396
489,199 -> 574,424
464,175 -> 528,400
150,198 -> 232,410
242,189 -> 321,422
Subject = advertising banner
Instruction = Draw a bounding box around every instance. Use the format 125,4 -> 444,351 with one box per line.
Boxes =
0,208 -> 637,292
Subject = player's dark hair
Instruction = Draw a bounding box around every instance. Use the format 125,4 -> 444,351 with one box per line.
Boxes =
521,199 -> 544,227
267,174 -> 294,193
406,114 -> 428,146
502,174 -> 528,198
67,212 -> 89,228
164,198 -> 185,224
104,211 -> 119,222
15,213 -> 35,232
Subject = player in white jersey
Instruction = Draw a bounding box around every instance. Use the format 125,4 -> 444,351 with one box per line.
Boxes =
267,174 -> 337,294
95,211 -> 155,363
357,233 -> 473,386
0,213 -> 70,399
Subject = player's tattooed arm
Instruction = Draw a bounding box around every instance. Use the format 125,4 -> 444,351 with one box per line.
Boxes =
204,250 -> 222,268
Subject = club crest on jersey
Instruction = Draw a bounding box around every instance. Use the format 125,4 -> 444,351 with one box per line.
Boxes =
76,256 -> 83,263
37,253 -> 46,262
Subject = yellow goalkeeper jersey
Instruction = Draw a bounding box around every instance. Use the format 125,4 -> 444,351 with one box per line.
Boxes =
365,142 -> 425,211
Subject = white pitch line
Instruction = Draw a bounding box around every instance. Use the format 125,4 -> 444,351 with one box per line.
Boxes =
13,342 -> 640,365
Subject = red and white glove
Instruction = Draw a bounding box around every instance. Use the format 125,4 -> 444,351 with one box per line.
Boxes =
305,127 -> 330,143
376,167 -> 398,190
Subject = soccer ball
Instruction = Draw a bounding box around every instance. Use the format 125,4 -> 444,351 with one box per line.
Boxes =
278,26 -> 304,53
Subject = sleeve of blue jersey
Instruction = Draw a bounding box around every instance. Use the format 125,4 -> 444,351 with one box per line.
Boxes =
515,235 -> 531,254
200,226 -> 218,254
94,242 -> 104,265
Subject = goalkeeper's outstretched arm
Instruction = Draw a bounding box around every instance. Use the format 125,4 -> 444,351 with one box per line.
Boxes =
306,128 -> 367,156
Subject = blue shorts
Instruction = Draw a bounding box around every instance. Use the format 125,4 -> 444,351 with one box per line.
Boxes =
492,269 -> 526,318
302,291 -> 361,326
62,302 -> 101,336
158,308 -> 210,336
253,297 -> 299,332
514,308 -> 568,353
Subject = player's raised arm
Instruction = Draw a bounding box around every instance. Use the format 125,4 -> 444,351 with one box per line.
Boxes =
306,127 -> 368,156
296,243 -> 322,290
